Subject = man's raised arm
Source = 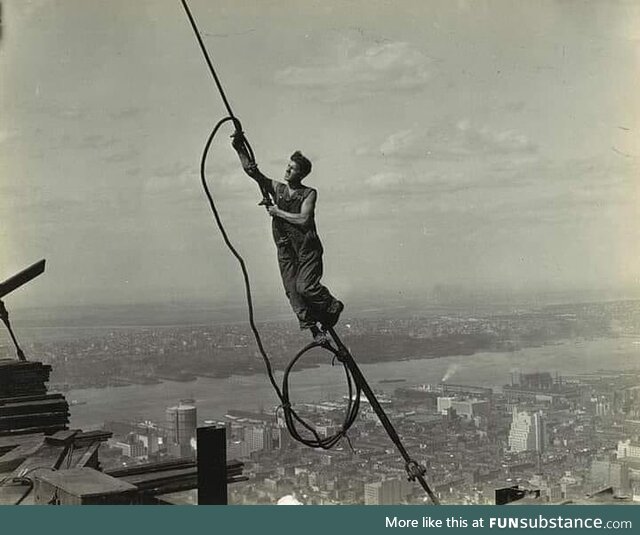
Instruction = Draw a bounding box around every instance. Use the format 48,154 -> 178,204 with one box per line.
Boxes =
231,132 -> 274,192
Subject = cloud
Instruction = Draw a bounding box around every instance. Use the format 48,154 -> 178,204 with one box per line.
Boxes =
347,150 -> 636,228
379,130 -> 421,158
348,122 -> 539,198
499,154 -> 636,192
361,120 -> 538,162
153,162 -> 192,179
458,155 -> 640,230
365,171 -> 405,190
144,163 -> 193,197
454,120 -> 536,155
275,41 -> 431,100
142,159 -> 251,202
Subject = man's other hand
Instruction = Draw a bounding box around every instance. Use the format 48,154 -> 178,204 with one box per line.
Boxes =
266,205 -> 279,217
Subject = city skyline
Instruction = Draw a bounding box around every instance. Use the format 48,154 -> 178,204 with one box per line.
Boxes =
98,365 -> 640,505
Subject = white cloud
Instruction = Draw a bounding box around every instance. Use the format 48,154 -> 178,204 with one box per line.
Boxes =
275,41 -> 431,99
142,158 -> 252,203
454,120 -> 535,155
379,130 -> 424,158
144,165 -> 193,197
153,162 -> 192,179
362,121 -> 537,162
365,171 -> 405,190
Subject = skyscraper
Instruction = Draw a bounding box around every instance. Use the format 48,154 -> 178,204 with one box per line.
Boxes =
617,439 -> 640,460
243,424 -> 273,455
166,399 -> 197,458
508,408 -> 546,453
364,478 -> 411,505
590,459 -> 630,494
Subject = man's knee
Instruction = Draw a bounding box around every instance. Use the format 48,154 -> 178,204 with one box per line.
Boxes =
295,279 -> 316,300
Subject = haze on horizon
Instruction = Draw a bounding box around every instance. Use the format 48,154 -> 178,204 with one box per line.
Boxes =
1,0 -> 638,314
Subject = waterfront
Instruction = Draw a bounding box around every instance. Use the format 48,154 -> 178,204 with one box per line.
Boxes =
66,335 -> 639,429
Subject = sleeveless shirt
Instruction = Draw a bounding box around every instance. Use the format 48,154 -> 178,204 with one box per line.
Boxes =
272,182 -> 320,253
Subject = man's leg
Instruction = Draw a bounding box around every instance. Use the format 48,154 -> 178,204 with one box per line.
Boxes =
277,244 -> 316,330
295,244 -> 343,329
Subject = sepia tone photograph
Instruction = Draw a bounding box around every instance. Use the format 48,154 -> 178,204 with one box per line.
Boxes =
0,0 -> 639,506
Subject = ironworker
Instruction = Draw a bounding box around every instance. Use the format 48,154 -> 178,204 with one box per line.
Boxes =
232,133 -> 343,342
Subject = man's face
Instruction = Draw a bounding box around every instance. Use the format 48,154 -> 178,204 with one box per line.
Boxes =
284,160 -> 302,183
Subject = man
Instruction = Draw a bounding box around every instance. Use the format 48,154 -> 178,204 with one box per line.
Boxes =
232,133 -> 343,342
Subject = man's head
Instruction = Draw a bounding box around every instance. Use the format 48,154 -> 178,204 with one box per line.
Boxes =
284,151 -> 312,183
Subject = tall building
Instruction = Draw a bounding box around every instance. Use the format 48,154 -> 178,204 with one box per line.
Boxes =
364,478 -> 411,505
437,397 -> 490,418
166,400 -> 197,457
243,424 -> 273,455
135,421 -> 163,455
109,433 -> 147,460
520,372 -> 554,391
590,459 -> 630,494
508,408 -> 546,453
617,439 -> 640,460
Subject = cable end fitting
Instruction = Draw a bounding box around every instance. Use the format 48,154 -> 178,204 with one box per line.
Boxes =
405,459 -> 427,481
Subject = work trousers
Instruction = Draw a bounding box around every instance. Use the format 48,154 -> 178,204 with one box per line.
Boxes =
276,235 -> 339,329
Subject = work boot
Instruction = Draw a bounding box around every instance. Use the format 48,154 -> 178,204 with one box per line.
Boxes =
310,325 -> 329,345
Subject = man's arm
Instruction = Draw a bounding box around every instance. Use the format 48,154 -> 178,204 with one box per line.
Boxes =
267,190 -> 316,227
231,133 -> 274,193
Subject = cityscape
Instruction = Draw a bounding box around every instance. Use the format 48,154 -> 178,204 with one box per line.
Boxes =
18,298 -> 640,390
5,298 -> 638,505
96,367 -> 640,505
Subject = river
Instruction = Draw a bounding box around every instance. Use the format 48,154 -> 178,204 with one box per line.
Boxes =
66,336 -> 640,429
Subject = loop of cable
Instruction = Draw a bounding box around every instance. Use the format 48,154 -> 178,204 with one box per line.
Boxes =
282,341 -> 361,449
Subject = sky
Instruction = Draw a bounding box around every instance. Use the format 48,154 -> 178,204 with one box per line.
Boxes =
1,0 -> 638,312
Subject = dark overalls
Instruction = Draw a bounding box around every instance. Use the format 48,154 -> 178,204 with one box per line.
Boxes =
270,182 -> 341,329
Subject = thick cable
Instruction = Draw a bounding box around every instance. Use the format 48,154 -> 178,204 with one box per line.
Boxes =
281,341 -> 361,449
180,0 -> 236,119
180,0 -> 256,167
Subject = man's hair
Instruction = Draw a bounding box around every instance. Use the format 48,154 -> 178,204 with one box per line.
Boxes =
290,151 -> 312,179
